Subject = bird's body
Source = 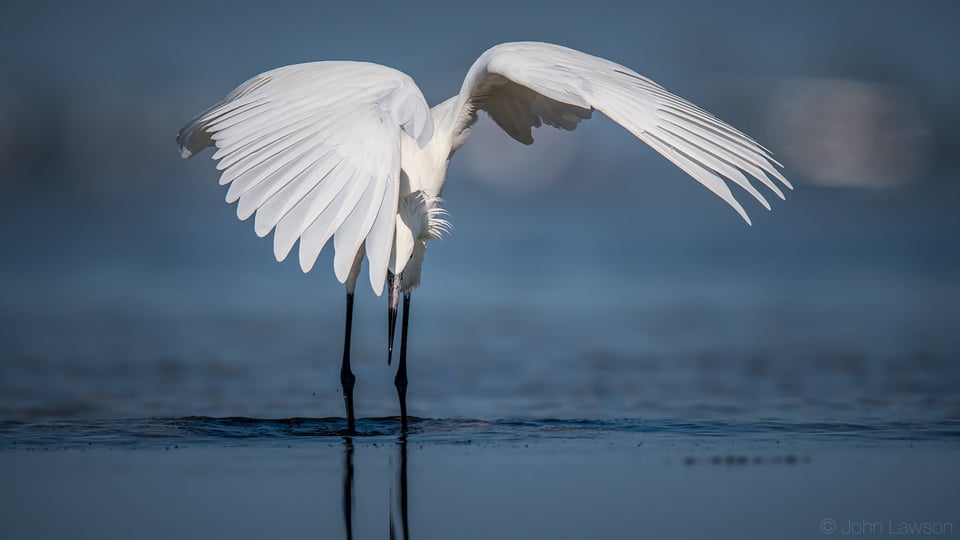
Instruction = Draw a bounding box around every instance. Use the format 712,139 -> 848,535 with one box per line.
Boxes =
179,42 -> 791,432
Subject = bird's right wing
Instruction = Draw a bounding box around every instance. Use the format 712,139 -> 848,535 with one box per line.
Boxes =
178,62 -> 433,294
448,42 -> 791,223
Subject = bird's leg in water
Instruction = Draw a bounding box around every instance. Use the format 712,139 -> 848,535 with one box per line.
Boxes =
395,293 -> 411,432
341,293 -> 357,433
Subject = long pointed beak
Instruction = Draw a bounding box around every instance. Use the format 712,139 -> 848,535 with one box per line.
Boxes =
387,270 -> 402,366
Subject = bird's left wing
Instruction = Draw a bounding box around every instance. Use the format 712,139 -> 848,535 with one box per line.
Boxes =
178,62 -> 433,294
448,42 -> 791,223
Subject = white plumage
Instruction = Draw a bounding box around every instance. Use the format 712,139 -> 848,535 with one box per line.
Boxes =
179,41 -> 791,297
180,62 -> 432,293
178,41 -> 791,431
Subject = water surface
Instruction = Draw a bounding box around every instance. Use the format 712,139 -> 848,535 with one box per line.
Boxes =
3,417 -> 959,540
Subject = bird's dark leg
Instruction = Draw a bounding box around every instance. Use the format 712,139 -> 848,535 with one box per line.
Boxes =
341,292 -> 357,434
394,293 -> 411,433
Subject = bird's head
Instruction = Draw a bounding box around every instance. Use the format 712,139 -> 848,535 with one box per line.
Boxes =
390,210 -> 417,277
385,191 -> 444,365
386,200 -> 419,366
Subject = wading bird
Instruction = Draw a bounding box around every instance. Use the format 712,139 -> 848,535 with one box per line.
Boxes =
178,41 -> 791,433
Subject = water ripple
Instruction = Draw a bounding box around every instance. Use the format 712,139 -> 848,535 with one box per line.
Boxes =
1,417 -> 958,449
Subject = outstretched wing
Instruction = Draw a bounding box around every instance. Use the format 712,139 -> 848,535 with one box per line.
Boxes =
178,61 -> 433,294
450,42 -> 791,223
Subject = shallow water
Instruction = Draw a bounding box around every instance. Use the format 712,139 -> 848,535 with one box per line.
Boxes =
3,417 -> 959,540
3,175 -> 958,423
4,416 -> 960,447
3,176 -> 959,538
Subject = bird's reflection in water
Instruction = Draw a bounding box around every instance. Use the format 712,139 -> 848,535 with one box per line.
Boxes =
341,436 -> 410,540
390,437 -> 410,540
342,437 -> 355,540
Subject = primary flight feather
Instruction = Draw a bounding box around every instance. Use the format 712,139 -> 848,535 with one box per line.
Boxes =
178,41 -> 791,432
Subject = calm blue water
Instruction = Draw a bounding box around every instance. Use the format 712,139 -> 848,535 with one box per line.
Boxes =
3,417 -> 959,540
2,176 -> 958,423
5,169 -> 957,538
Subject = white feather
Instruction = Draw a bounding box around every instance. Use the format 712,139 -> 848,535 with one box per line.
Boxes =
445,42 -> 790,224
178,61 -> 432,295
179,41 -> 791,296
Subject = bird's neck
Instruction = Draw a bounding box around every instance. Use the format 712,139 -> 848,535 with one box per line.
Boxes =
392,97 -> 461,282
430,96 -> 469,152
400,98 -> 460,198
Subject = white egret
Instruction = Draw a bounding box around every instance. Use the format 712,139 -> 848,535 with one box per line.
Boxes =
178,41 -> 791,432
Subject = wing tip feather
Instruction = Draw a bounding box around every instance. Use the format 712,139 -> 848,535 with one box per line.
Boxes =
298,243 -> 318,273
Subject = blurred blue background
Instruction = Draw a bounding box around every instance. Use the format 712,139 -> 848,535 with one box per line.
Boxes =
1,0 -> 957,421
